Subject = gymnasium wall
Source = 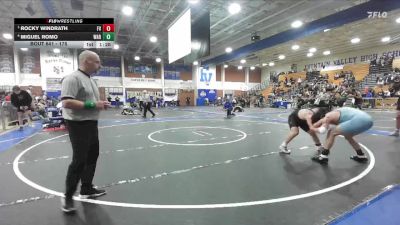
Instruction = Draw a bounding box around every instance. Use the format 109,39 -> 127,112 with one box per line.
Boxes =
0,47 -> 262,96
263,44 -> 400,78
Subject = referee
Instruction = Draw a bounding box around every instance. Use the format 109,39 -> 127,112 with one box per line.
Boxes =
60,50 -> 110,213
142,90 -> 155,118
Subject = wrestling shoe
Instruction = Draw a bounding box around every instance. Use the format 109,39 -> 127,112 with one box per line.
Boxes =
279,145 -> 291,154
313,146 -> 324,156
389,130 -> 399,137
311,154 -> 328,164
61,197 -> 76,213
350,155 -> 368,163
79,187 -> 106,199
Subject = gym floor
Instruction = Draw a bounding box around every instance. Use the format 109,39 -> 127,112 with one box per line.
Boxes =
0,107 -> 398,225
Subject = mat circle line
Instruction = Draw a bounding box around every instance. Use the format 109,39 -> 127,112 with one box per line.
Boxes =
13,119 -> 375,209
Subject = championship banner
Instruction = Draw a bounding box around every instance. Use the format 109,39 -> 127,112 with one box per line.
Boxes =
0,46 -> 14,73
19,49 -> 41,74
40,48 -> 74,78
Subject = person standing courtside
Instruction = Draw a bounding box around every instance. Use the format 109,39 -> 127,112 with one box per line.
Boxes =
60,50 -> 110,213
389,95 -> 400,137
186,96 -> 191,106
142,90 -> 155,118
138,94 -> 144,111
389,77 -> 400,137
10,85 -> 33,130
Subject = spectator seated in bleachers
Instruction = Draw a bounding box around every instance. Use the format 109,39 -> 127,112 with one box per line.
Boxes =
377,76 -> 385,87
263,63 -> 380,110
389,76 -> 400,97
334,73 -> 340,80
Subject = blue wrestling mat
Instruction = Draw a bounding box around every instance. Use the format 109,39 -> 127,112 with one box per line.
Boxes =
329,184 -> 400,225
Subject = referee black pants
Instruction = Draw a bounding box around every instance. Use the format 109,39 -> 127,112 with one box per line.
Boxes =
227,109 -> 233,116
64,120 -> 99,199
143,102 -> 155,117
139,101 -> 144,111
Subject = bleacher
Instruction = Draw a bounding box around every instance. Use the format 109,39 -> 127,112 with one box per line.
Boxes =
393,58 -> 400,69
262,86 -> 273,97
360,73 -> 380,89
278,71 -> 307,81
277,71 -> 306,88
359,57 -> 399,90
344,63 -> 370,81
270,63 -> 370,96
321,63 -> 369,85
323,69 -> 343,85
373,84 -> 390,93
258,60 -> 399,111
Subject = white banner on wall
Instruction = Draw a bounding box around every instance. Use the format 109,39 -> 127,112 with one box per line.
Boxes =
92,77 -> 122,87
40,49 -> 74,78
20,74 -> 42,86
302,47 -> 400,70
266,44 -> 400,75
222,82 -> 258,91
123,77 -> 163,88
240,83 -> 249,91
0,73 -> 15,85
40,49 -> 75,90
197,65 -> 216,89
321,65 -> 344,71
164,80 -> 193,89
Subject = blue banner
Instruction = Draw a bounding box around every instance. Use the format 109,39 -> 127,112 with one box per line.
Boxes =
95,57 -> 121,77
127,63 -> 158,74
197,89 -> 217,106
164,71 -> 180,80
164,64 -> 191,80
46,91 -> 61,99
164,64 -> 191,72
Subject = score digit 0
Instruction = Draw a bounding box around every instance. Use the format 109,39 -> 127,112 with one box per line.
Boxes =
102,24 -> 114,32
102,32 -> 115,41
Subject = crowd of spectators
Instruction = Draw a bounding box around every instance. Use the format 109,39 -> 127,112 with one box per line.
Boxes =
375,69 -> 400,87
1,88 -> 60,109
267,65 -> 400,110
370,54 -> 394,69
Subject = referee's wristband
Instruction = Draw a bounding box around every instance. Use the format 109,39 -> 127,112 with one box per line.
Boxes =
84,101 -> 96,109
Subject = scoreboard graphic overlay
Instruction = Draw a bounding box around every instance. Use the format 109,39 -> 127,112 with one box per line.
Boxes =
14,18 -> 114,49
